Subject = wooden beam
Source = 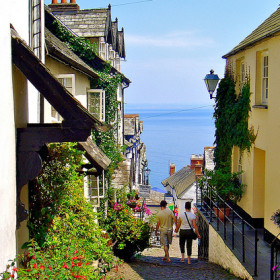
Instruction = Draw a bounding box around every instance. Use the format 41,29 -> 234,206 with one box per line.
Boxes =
11,28 -> 110,131
78,137 -> 111,171
17,126 -> 91,152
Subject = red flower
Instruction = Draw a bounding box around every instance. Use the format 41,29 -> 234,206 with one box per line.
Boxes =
78,261 -> 82,266
71,261 -> 75,268
27,268 -> 31,272
48,266 -> 52,271
11,274 -> 15,279
72,256 -> 78,260
33,263 -> 38,269
39,265 -> 45,270
86,262 -> 89,265
62,262 -> 69,269
32,255 -> 35,260
116,265 -> 118,271
12,268 -> 18,272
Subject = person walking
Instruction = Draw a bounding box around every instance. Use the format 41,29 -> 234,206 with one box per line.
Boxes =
175,201 -> 201,264
155,200 -> 177,262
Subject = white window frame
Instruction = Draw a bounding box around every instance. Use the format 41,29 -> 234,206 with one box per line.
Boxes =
115,53 -> 120,71
262,53 -> 268,105
87,89 -> 106,122
87,175 -> 100,207
240,62 -> 245,88
109,46 -> 115,67
57,74 -> 75,95
51,74 -> 75,122
99,41 -> 107,60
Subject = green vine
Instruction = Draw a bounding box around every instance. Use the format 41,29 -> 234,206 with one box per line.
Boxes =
52,20 -> 98,60
51,20 -> 125,182
214,71 -> 256,173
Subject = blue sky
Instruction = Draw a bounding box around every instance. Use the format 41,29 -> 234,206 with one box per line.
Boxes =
46,0 -> 280,107
45,0 -> 280,108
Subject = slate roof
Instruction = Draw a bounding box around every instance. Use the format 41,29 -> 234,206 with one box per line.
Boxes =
53,7 -> 112,41
223,7 -> 280,58
161,167 -> 195,199
45,6 -> 131,85
124,114 -> 140,136
118,28 -> 126,59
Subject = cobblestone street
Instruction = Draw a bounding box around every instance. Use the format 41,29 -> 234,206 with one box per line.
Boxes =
106,236 -> 241,279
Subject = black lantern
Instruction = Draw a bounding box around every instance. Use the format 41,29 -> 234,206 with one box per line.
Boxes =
145,168 -> 151,185
204,69 -> 220,99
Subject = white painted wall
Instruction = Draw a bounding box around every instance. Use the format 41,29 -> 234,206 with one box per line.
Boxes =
0,0 -> 31,271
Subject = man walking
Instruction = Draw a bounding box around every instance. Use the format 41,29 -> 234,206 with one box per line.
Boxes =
155,200 -> 177,262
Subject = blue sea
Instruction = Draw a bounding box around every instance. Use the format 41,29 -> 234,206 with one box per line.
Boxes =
125,105 -> 216,191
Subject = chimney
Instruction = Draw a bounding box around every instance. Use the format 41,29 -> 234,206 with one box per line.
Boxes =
49,0 -> 80,12
170,163 -> 175,176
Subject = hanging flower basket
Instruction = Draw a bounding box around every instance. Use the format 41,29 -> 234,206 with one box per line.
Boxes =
126,200 -> 137,208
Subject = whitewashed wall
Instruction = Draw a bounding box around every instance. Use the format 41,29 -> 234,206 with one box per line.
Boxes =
0,0 -> 29,271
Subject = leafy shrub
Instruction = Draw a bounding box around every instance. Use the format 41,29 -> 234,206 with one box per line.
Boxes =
1,143 -> 116,279
102,188 -> 151,261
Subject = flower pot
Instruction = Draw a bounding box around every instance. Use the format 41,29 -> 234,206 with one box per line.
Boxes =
213,207 -> 231,222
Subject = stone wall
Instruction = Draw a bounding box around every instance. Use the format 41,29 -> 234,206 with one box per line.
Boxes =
208,225 -> 253,280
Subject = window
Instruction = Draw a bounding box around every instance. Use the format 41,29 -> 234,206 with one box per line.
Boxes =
240,62 -> 245,88
115,54 -> 120,71
99,41 -> 107,60
87,172 -> 105,207
52,74 -> 75,122
255,50 -> 268,107
87,89 -> 105,122
262,54 -> 268,105
109,47 -> 115,67
57,74 -> 75,95
87,175 -> 99,207
30,0 -> 42,59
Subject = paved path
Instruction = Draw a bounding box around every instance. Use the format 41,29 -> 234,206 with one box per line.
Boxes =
106,236 -> 241,280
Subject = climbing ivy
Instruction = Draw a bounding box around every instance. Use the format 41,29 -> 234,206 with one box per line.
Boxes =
214,71 -> 256,173
51,20 -> 125,182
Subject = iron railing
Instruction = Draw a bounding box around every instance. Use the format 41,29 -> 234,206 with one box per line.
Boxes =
271,240 -> 280,279
196,181 -> 259,277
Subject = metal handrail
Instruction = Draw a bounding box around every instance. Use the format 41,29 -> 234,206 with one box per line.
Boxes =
197,181 -> 258,276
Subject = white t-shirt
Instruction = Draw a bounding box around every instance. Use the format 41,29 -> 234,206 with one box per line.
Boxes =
179,211 -> 196,230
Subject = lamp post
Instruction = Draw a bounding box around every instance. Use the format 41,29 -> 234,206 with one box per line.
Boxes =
145,168 -> 151,185
204,69 -> 220,99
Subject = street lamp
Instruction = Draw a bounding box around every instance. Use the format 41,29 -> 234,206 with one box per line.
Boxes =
145,168 -> 151,185
204,69 -> 220,99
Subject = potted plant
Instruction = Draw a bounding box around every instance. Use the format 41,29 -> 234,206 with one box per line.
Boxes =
203,169 -> 245,221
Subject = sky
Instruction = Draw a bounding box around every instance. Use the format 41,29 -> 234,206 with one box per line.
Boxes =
46,0 -> 280,108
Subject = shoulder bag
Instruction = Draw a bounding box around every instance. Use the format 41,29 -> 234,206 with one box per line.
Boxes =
184,212 -> 197,240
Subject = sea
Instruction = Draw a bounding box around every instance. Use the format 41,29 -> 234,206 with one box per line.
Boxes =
125,105 -> 216,192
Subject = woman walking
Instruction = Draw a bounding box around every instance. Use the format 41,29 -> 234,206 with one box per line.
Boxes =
175,201 -> 201,264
